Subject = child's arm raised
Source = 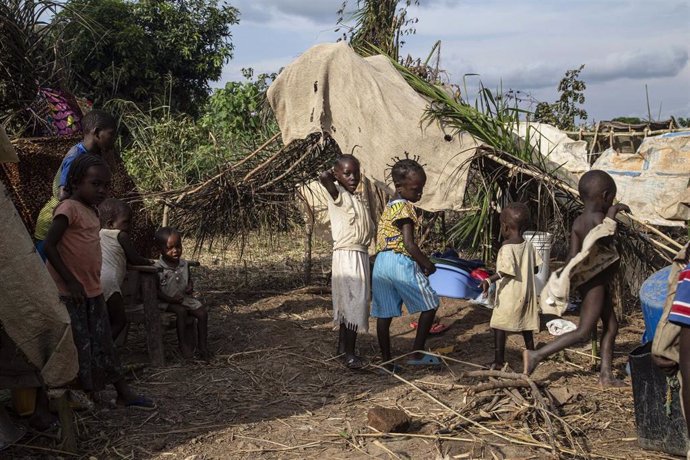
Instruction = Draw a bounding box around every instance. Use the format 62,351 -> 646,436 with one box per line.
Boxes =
399,219 -> 436,276
319,169 -> 339,201
44,215 -> 86,303
117,231 -> 153,266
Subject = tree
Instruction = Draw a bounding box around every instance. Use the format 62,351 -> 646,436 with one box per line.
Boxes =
336,0 -> 419,61
57,0 -> 238,115
199,68 -> 278,149
533,65 -> 588,130
0,1 -> 97,134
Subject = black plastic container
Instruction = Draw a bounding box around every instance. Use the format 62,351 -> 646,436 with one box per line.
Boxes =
629,342 -> 689,456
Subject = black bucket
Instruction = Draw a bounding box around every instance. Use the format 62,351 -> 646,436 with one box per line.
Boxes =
629,342 -> 689,456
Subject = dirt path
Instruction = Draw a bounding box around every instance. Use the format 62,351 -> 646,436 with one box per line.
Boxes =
4,242 -> 672,459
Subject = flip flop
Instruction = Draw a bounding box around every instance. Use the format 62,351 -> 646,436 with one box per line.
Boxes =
409,322 -> 450,335
344,355 -> 367,370
406,355 -> 442,366
120,395 -> 157,411
30,419 -> 60,440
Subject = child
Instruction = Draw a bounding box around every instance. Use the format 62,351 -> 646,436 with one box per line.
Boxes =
98,198 -> 153,341
653,244 -> 690,442
43,154 -> 154,409
35,110 -> 117,261
523,170 -> 629,386
481,202 -> 540,369
319,155 -> 375,369
372,156 -> 440,371
154,227 -> 210,361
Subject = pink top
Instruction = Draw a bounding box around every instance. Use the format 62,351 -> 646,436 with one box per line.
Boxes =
47,199 -> 102,298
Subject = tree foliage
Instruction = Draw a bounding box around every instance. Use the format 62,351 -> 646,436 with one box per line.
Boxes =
57,0 -> 238,115
336,0 -> 419,60
199,68 -> 278,149
533,65 -> 588,130
611,116 -> 644,125
0,1 -> 98,134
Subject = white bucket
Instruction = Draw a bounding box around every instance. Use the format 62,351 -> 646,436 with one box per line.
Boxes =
523,231 -> 553,296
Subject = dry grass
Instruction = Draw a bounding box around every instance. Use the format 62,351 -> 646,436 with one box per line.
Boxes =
3,233 -> 672,459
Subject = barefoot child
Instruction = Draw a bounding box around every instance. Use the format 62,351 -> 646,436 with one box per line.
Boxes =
481,202 -> 540,369
372,157 -> 439,370
98,198 -> 153,342
154,227 -> 210,360
319,155 -> 375,369
523,170 -> 629,386
44,154 -> 155,409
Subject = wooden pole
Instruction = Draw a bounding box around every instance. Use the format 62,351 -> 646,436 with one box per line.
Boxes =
303,212 -> 314,286
138,268 -> 165,367
483,152 -> 683,254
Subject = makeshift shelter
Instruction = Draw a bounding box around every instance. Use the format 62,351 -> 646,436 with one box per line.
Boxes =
268,42 -> 481,213
269,43 -> 688,261
0,126 -> 77,388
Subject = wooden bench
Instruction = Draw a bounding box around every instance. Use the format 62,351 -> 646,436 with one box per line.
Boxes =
120,261 -> 200,367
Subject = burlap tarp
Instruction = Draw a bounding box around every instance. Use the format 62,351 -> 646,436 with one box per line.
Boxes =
0,126 -> 18,163
268,42 -> 481,213
0,127 -> 77,388
592,132 -> 690,227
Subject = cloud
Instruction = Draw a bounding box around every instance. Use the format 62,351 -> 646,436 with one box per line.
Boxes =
232,0 -> 342,25
447,47 -> 689,91
586,48 -> 689,83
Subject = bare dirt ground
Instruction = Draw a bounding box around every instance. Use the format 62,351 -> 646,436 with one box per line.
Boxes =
6,233 -> 678,459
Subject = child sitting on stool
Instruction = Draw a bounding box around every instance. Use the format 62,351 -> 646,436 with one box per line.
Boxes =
154,227 -> 210,361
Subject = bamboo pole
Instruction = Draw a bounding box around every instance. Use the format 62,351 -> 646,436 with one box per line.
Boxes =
564,127 -> 690,138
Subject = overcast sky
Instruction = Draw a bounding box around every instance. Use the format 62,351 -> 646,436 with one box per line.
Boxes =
219,0 -> 690,123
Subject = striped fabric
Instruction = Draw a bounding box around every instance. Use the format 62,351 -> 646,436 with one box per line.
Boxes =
371,250 -> 439,318
669,264 -> 690,327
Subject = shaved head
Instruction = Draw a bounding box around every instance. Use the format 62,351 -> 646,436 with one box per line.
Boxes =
501,201 -> 530,231
578,170 -> 616,201
334,154 -> 360,171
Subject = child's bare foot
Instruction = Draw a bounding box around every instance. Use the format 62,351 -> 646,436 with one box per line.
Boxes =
484,361 -> 504,371
198,348 -> 213,362
523,349 -> 539,375
599,374 -> 627,388
180,346 -> 194,359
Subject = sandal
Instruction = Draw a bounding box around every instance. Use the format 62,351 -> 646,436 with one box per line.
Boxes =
30,419 -> 61,440
406,354 -> 442,366
344,355 -> 367,370
119,395 -> 157,411
410,322 -> 450,335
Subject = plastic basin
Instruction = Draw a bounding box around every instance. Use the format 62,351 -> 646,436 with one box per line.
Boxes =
428,263 -> 482,299
639,266 -> 672,343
